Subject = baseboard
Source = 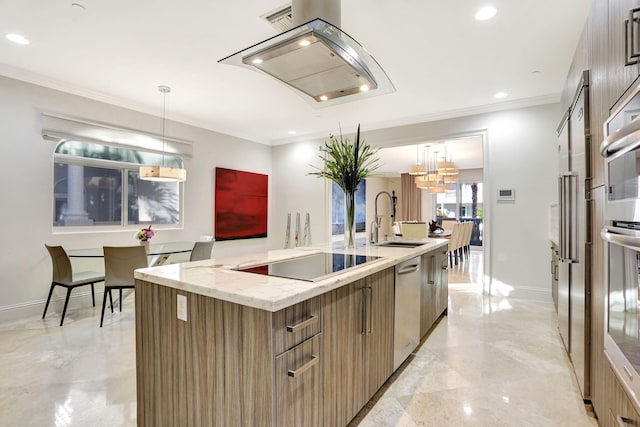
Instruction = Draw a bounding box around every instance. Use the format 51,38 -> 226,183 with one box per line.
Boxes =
0,289 -> 104,324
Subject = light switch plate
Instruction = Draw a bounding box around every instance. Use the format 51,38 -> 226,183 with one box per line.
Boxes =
177,294 -> 187,321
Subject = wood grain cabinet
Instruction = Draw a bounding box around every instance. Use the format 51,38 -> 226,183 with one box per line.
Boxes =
136,263 -> 426,427
608,0 -> 640,110
420,247 -> 449,337
604,365 -> 640,427
562,0 -> 640,420
275,334 -> 322,427
135,281 -> 322,427
321,267 -> 395,427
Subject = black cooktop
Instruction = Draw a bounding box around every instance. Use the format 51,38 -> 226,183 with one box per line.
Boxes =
238,252 -> 381,282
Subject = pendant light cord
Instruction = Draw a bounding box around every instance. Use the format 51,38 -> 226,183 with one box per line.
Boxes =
158,85 -> 171,168
162,89 -> 166,167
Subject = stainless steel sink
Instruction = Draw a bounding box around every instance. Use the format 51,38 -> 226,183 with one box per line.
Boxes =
376,241 -> 424,248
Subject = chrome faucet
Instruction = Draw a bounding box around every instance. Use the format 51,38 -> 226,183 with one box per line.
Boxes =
370,190 -> 397,244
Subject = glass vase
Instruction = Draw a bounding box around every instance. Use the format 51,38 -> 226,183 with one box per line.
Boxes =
344,191 -> 356,249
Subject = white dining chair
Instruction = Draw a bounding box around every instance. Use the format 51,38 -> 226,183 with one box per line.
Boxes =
400,223 -> 428,238
190,240 -> 215,261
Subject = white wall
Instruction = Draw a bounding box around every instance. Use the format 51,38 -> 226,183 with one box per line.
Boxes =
421,189 -> 435,223
271,103 -> 560,301
0,74 -> 560,323
271,141 -> 329,249
0,76 -> 272,322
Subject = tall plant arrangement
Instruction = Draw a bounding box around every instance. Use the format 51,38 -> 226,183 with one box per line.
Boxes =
310,124 -> 379,248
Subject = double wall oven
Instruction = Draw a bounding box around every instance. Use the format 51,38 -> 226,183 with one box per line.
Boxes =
601,82 -> 640,403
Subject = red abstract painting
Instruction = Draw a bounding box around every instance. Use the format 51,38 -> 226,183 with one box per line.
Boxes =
215,168 -> 268,240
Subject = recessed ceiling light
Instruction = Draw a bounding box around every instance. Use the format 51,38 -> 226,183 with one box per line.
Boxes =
319,95 -> 328,101
5,33 -> 30,45
475,6 -> 497,21
252,58 -> 263,64
493,91 -> 508,99
299,40 -> 311,47
288,130 -> 297,135
359,84 -> 370,92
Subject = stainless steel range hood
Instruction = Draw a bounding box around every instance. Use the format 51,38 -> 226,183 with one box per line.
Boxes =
218,0 -> 394,107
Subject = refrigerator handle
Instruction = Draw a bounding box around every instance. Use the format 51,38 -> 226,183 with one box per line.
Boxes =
559,176 -> 565,260
569,173 -> 578,262
559,173 -> 577,262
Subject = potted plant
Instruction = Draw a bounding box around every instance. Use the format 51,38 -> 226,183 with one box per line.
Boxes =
310,124 -> 379,248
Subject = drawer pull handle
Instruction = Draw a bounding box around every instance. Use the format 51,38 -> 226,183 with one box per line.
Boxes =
617,415 -> 634,427
429,256 -> 436,284
287,355 -> 319,378
286,315 -> 318,333
624,365 -> 634,381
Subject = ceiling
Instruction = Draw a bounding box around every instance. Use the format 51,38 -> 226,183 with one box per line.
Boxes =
0,0 -> 590,147
377,136 -> 483,176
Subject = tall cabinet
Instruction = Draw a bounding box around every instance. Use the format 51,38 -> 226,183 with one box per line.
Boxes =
557,71 -> 592,400
560,0 -> 640,422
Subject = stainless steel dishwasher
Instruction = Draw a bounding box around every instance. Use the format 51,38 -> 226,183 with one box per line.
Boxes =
393,256 -> 422,370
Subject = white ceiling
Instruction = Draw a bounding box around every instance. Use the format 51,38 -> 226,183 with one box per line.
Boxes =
377,136 -> 484,176
0,0 -> 590,148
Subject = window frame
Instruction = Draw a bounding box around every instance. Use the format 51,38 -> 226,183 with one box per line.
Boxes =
52,145 -> 185,234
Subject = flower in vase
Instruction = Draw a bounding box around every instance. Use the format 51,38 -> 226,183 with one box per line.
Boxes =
136,224 -> 155,241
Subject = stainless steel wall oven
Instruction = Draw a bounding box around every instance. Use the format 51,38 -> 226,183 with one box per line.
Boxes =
601,82 -> 640,404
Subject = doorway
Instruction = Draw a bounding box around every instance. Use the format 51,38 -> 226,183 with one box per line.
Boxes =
373,134 -> 487,284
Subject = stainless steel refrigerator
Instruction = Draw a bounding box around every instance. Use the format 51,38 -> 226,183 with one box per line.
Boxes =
557,70 -> 591,401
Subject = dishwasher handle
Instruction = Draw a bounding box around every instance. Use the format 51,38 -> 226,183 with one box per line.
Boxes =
397,263 -> 420,275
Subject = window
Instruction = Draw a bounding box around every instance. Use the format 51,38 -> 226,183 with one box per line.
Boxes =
435,184 -> 457,219
435,182 -> 484,246
53,140 -> 183,228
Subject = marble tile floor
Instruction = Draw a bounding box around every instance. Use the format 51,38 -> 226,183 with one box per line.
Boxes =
352,249 -> 598,426
0,249 -> 598,427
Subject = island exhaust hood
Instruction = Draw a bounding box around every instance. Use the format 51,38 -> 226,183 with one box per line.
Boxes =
218,0 -> 394,107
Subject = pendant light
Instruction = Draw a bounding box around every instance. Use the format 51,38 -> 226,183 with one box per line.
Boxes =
408,144 -> 426,175
436,145 -> 459,176
415,146 -> 438,188
139,85 -> 187,182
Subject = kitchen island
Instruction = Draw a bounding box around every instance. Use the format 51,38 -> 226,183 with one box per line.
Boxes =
134,239 -> 449,427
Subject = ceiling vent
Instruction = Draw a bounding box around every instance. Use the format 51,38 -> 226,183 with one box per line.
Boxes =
262,4 -> 293,32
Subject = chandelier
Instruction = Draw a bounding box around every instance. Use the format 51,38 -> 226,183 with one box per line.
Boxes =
413,145 -> 458,193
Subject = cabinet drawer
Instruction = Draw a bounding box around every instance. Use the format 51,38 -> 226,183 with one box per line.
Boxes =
607,365 -> 640,427
275,334 -> 321,427
273,296 -> 321,355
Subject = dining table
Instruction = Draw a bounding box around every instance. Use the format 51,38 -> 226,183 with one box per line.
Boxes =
428,230 -> 452,238
67,241 -> 195,267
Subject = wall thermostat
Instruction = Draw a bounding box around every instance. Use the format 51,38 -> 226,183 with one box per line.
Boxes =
497,188 -> 515,201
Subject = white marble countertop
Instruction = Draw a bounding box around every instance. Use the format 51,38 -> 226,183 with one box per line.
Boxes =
134,238 -> 449,312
